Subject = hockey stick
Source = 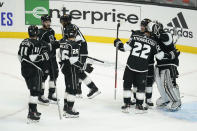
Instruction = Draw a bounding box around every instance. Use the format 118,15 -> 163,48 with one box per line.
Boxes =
49,59 -> 62,120
114,20 -> 127,100
87,56 -> 104,63
114,22 -> 120,100
173,27 -> 181,44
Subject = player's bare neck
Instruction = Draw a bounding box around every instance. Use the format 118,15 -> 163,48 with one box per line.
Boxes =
30,36 -> 37,40
68,38 -> 75,41
145,32 -> 150,37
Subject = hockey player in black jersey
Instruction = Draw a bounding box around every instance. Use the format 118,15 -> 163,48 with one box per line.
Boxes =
114,28 -> 164,113
147,21 -> 181,111
18,25 -> 50,122
132,19 -> 155,108
38,14 -> 59,104
60,14 -> 100,99
59,25 -> 99,117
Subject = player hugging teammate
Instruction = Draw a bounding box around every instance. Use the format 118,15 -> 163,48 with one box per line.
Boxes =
114,18 -> 181,113
147,21 -> 181,111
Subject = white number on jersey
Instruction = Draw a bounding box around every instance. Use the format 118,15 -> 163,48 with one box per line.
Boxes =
131,42 -> 151,59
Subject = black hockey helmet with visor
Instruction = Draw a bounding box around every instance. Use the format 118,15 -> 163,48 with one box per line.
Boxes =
41,14 -> 51,22
28,25 -> 39,37
64,24 -> 78,38
60,14 -> 72,25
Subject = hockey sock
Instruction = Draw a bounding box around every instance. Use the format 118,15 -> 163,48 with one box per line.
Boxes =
145,86 -> 153,100
133,87 -> 137,99
136,92 -> 145,105
123,90 -> 131,105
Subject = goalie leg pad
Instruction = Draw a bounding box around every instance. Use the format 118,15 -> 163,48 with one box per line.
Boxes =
155,67 -> 169,103
161,69 -> 181,102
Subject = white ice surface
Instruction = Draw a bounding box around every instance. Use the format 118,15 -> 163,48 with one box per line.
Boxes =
0,38 -> 197,131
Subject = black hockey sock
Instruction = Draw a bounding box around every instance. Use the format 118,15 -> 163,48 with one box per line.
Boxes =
29,103 -> 37,113
124,98 -> 131,105
133,92 -> 136,99
146,93 -> 152,100
40,89 -> 45,96
136,92 -> 145,105
136,99 -> 144,105
63,99 -> 68,111
67,101 -> 74,110
49,88 -> 55,96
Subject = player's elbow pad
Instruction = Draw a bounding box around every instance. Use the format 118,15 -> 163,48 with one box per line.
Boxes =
123,43 -> 132,51
70,57 -> 84,69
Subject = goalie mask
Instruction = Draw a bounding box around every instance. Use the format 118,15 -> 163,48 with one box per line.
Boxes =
148,21 -> 164,37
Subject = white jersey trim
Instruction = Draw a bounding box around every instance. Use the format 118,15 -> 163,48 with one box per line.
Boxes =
126,65 -> 148,73
157,64 -> 178,67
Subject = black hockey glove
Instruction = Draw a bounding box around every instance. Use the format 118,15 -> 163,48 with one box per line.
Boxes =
114,38 -> 124,49
51,41 -> 60,49
85,63 -> 94,73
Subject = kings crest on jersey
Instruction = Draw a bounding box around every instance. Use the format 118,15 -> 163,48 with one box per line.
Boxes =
125,30 -> 158,72
59,38 -> 83,71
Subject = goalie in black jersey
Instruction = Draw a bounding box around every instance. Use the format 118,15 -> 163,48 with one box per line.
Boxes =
60,14 -> 100,99
37,14 -> 60,105
59,24 -> 100,118
18,25 -> 50,122
147,21 -> 181,111
114,28 -> 165,113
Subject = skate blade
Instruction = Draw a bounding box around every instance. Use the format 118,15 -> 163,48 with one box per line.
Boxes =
38,101 -> 50,106
49,99 -> 60,104
122,109 -> 130,113
88,91 -> 101,99
135,109 -> 148,114
63,113 -> 79,118
27,119 -> 39,124
165,106 -> 181,112
145,105 -> 154,109
76,95 -> 83,99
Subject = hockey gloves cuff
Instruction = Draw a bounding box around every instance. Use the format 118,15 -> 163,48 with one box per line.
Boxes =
85,63 -> 94,73
114,38 -> 124,49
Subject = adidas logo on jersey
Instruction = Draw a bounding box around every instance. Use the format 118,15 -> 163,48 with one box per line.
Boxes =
164,12 -> 193,38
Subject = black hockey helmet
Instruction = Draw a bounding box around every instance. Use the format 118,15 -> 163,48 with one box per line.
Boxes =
60,14 -> 72,24
41,14 -> 51,22
141,18 -> 151,27
64,24 -> 77,38
28,25 -> 39,37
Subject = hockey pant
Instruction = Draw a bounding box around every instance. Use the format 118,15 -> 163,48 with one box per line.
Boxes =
123,66 -> 147,105
133,65 -> 154,100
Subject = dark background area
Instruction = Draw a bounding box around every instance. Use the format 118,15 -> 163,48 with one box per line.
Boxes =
97,0 -> 197,10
